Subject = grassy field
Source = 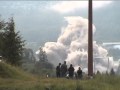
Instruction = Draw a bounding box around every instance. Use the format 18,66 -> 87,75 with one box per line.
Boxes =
0,62 -> 120,90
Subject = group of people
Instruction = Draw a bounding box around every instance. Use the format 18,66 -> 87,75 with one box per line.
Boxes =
56,61 -> 82,79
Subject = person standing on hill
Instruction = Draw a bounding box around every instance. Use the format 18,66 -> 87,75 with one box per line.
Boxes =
61,61 -> 67,77
77,67 -> 82,79
68,64 -> 74,78
56,63 -> 61,78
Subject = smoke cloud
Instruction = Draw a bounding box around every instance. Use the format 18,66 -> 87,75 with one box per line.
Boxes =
37,16 -> 118,73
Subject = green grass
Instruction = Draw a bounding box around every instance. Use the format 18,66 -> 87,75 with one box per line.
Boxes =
1,76 -> 120,90
0,62 -> 34,80
0,62 -> 120,90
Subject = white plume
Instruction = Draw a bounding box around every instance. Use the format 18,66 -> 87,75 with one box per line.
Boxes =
37,16 -> 118,73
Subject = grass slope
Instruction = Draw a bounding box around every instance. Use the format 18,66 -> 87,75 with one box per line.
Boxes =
0,62 -> 120,90
0,62 -> 33,80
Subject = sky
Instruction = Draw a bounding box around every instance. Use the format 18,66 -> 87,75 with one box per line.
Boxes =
0,1 -> 113,45
0,1 -> 120,50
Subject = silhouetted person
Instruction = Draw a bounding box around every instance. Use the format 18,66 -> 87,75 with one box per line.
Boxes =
77,67 -> 82,79
110,68 -> 115,75
61,61 -> 67,77
96,70 -> 100,75
68,64 -> 74,78
56,63 -> 61,78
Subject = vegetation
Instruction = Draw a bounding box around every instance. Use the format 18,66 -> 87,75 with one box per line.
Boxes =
0,62 -> 120,90
0,17 -> 24,66
22,48 -> 36,63
0,62 -> 33,80
21,46 -> 54,76
33,61 -> 54,76
24,46 -> 55,76
37,47 -> 48,62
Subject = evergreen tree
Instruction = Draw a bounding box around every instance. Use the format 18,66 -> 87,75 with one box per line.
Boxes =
38,47 -> 48,62
35,47 -> 53,70
0,18 -> 5,56
1,17 -> 24,66
22,48 -> 36,63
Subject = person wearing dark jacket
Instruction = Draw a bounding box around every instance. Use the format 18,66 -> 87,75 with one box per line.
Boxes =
61,61 -> 67,77
68,64 -> 74,78
77,67 -> 82,79
56,63 -> 61,77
